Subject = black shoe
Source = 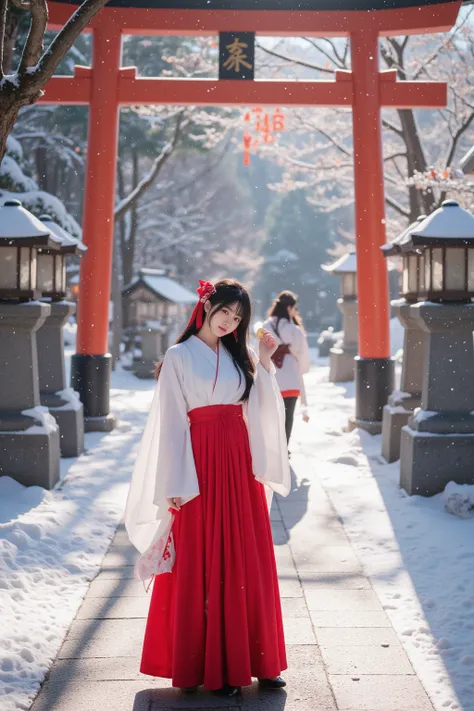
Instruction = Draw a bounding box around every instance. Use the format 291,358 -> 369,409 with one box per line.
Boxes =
180,686 -> 198,694
258,676 -> 287,689
212,684 -> 242,697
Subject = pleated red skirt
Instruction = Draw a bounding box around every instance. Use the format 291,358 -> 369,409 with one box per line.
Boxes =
140,403 -> 287,690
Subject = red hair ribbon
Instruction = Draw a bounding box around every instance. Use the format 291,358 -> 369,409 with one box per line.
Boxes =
188,280 -> 216,330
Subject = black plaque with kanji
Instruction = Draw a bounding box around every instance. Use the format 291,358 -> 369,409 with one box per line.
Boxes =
219,32 -> 255,80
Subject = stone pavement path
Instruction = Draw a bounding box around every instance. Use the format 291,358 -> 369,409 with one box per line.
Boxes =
31,454 -> 434,711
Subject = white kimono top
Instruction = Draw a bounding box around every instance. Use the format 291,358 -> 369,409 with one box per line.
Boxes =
263,317 -> 310,404
125,335 -> 290,575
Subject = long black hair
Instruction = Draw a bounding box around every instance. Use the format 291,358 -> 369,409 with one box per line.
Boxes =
267,290 -> 304,336
156,278 -> 255,400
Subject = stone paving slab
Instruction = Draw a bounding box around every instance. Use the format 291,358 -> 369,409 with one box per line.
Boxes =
304,588 -> 384,612
292,546 -> 363,574
309,611 -> 392,628
300,572 -> 371,589
315,627 -> 401,647
321,645 -> 414,675
329,674 -> 433,710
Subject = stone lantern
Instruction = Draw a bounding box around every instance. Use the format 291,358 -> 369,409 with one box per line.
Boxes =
399,201 -> 474,495
322,252 -> 358,383
36,215 -> 87,457
381,216 -> 428,462
0,200 -> 60,489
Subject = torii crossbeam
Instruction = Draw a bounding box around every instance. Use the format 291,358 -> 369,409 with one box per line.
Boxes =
42,0 -> 462,432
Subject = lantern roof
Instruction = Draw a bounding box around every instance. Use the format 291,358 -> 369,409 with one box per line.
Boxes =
39,215 -> 87,255
0,200 -> 56,247
381,215 -> 426,257
400,201 -> 474,250
322,251 -> 356,274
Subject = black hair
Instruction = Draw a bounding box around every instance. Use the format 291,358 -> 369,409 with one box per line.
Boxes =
155,278 -> 255,400
267,290 -> 304,336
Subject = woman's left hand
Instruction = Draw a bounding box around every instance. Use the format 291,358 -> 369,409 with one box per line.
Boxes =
258,330 -> 278,370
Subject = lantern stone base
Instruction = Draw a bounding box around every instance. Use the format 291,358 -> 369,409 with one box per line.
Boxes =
329,347 -> 357,383
84,414 -> 116,433
71,353 -> 116,432
381,392 -> 421,463
400,425 -> 474,497
41,393 -> 84,458
351,357 -> 395,434
0,427 -> 60,489
133,358 -> 157,379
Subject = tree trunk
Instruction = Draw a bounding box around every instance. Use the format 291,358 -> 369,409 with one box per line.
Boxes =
398,109 -> 436,220
110,235 -> 123,370
35,143 -> 49,190
121,149 -> 140,287
2,9 -> 22,75
0,96 -> 21,162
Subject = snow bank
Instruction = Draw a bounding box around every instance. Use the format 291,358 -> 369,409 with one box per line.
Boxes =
0,368 -> 154,711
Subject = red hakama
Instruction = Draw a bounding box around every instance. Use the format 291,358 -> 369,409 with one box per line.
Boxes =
140,404 -> 287,690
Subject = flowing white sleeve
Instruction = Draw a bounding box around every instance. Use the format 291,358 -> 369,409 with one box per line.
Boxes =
288,324 -> 311,375
125,347 -> 199,554
245,348 -> 290,498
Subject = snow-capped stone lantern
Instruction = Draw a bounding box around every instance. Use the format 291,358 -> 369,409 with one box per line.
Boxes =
0,200 -> 60,489
35,215 -> 87,458
381,215 -> 427,303
36,215 -> 86,300
400,201 -> 474,302
322,252 -> 358,383
0,200 -> 52,301
399,201 -> 474,496
381,216 -> 427,463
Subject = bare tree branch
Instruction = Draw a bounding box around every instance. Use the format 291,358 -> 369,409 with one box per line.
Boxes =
10,0 -> 48,74
382,118 -> 404,138
256,41 -> 334,75
304,37 -> 348,70
385,194 -> 410,218
445,109 -> 474,167
0,0 -> 8,79
114,112 -> 189,221
30,0 -> 110,89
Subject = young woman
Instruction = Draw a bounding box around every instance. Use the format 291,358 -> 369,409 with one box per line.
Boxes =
125,278 -> 290,698
263,291 -> 310,445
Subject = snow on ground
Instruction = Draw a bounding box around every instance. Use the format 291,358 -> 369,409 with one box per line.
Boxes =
291,362 -> 474,711
0,366 -> 155,711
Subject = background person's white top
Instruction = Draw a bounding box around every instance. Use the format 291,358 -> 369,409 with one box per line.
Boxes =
125,335 -> 290,558
263,317 -> 310,399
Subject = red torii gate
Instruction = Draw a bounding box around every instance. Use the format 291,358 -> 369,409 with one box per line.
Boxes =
43,0 -> 462,432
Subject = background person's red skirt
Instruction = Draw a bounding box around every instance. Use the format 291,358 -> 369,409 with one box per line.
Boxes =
140,403 -> 287,690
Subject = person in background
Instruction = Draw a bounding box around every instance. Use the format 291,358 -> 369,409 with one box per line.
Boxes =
263,290 -> 310,447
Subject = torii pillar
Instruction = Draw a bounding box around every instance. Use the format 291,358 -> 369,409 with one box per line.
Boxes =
43,0 -> 461,432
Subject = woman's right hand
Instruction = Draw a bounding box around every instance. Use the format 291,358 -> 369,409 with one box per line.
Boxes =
167,497 -> 182,511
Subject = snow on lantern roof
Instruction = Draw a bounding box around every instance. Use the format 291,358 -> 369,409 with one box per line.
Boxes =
381,215 -> 426,256
0,200 -> 53,246
322,251 -> 357,274
126,268 -> 197,305
401,201 -> 474,250
39,215 -> 87,255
